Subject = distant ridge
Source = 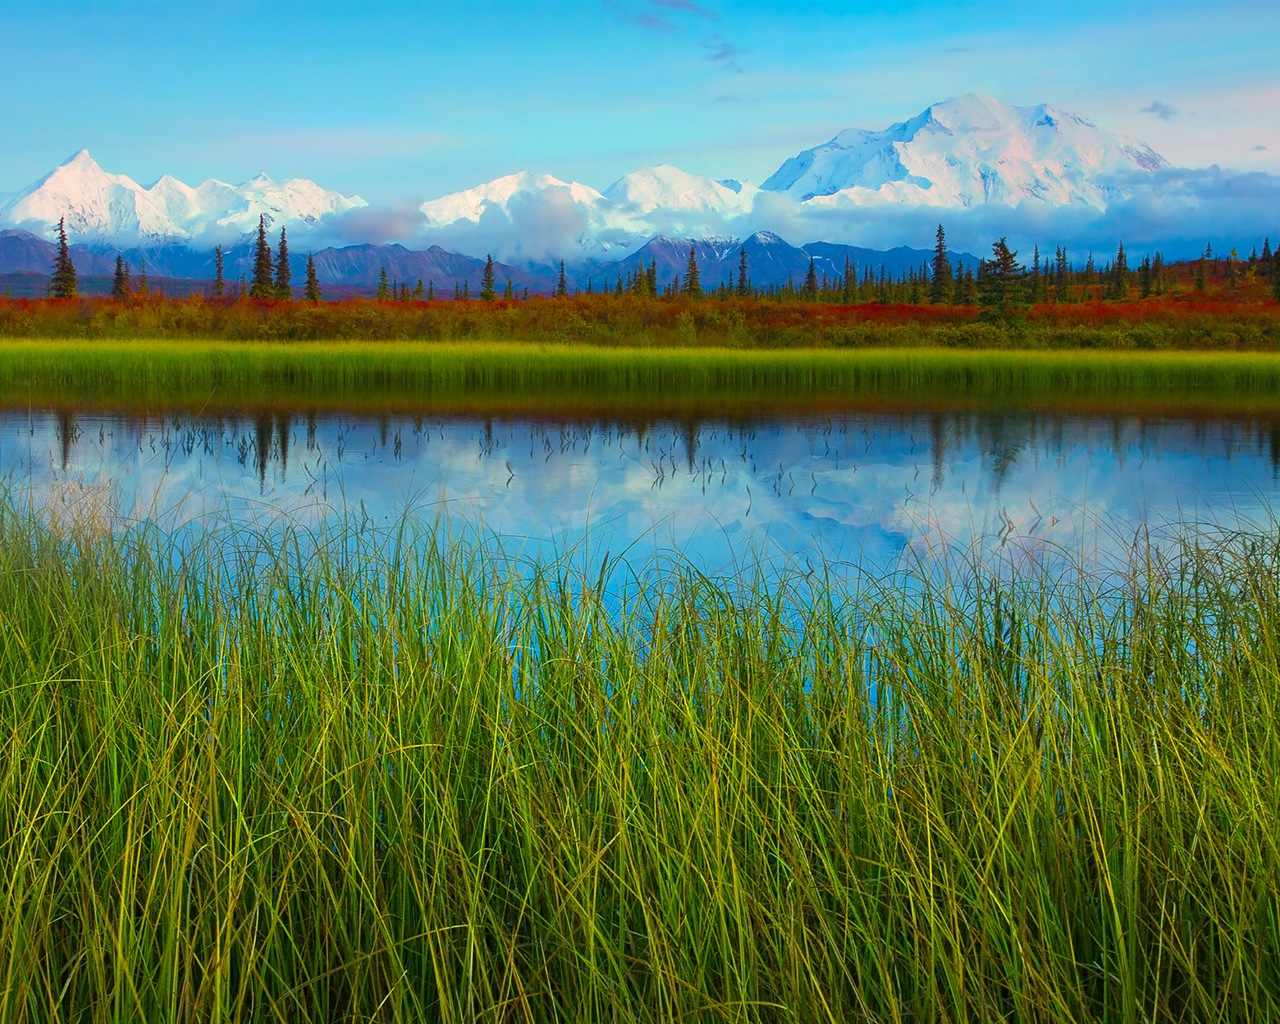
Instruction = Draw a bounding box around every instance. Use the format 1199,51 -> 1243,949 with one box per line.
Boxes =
0,227 -> 977,297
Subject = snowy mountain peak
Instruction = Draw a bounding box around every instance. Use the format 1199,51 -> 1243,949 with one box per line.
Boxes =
762,93 -> 1169,209
604,165 -> 758,216
65,148 -> 99,168
0,152 -> 366,244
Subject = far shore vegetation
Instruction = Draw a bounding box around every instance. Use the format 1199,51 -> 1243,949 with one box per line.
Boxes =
5,225 -> 1277,353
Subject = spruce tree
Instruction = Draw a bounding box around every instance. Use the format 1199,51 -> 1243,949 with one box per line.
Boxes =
930,223 -> 953,304
737,247 -> 749,297
50,217 -> 78,299
376,267 -> 391,301
249,215 -> 275,299
275,228 -> 291,299
138,256 -> 148,299
213,244 -> 225,300
802,258 -> 818,299
304,253 -> 321,302
555,261 -> 568,298
979,237 -> 1023,314
111,255 -> 130,300
1110,241 -> 1129,299
481,254 -> 496,301
683,244 -> 700,297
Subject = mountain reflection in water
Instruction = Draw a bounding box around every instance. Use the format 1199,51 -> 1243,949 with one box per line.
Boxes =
12,408 -> 1280,579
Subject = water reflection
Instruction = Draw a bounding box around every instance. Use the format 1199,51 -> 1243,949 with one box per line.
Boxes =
8,407 -> 1280,578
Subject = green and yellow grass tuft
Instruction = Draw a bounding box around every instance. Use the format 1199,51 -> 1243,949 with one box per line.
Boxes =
1,495 -> 1278,1022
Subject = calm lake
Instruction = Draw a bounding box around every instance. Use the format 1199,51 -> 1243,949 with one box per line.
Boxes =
7,406 -> 1280,579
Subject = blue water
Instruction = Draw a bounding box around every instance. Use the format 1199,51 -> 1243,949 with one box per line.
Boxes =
6,408 -> 1280,579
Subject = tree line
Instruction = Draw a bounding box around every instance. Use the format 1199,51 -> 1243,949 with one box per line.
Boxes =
43,217 -> 1280,307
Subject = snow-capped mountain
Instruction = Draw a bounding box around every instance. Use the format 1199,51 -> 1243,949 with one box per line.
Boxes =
0,150 -> 366,244
3,93 -> 1221,269
761,93 -> 1167,209
602,165 -> 758,227
418,165 -> 762,260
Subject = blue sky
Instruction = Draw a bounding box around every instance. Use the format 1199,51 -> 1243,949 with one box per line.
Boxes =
2,0 -> 1276,203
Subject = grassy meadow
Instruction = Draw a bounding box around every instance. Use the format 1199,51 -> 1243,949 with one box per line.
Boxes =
0,497 -> 1278,1023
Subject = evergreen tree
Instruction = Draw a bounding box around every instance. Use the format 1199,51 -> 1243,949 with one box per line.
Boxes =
481,254 -> 496,301
1138,255 -> 1153,298
249,215 -> 275,299
979,237 -> 1023,314
802,258 -> 818,299
646,260 -> 658,297
427,280 -> 435,301
275,227 -> 291,299
1272,244 -> 1280,301
376,267 -> 391,301
414,279 -> 424,300
213,244 -> 225,300
555,261 -> 568,298
1054,246 -> 1069,303
50,217 -> 78,298
111,255 -> 130,300
304,253 -> 321,302
1109,241 -> 1129,299
930,223 -> 953,304
138,256 -> 148,299
737,247 -> 749,297
683,244 -> 701,297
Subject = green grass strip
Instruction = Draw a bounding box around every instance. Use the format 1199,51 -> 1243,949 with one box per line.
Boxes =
3,340 -> 1280,416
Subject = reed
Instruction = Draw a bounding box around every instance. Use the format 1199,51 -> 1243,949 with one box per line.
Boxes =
0,493 -> 1277,1022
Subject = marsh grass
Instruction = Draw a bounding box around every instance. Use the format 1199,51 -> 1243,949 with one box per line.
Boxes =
0,498 -> 1278,1022
5,342 -> 1280,418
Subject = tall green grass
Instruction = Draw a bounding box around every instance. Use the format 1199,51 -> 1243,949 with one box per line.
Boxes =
5,340 -> 1280,417
1,499 -> 1278,1022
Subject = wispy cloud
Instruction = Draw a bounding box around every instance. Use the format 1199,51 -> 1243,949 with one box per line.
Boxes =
1254,144 -> 1269,152
653,0 -> 715,17
1140,99 -> 1178,121
704,36 -> 745,73
634,11 -> 677,33
608,0 -> 744,71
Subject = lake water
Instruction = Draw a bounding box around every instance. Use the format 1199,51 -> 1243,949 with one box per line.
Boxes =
6,407 -> 1280,580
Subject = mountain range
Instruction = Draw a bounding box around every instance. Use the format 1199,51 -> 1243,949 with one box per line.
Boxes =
1,93 -> 1264,288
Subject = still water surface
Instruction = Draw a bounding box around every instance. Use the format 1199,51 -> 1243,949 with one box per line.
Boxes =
8,407 -> 1280,578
